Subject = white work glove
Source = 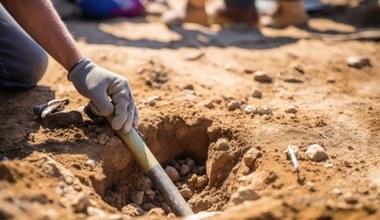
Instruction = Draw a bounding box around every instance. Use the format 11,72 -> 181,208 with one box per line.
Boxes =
68,58 -> 139,133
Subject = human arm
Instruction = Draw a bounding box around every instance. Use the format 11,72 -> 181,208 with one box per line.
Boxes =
1,0 -> 138,132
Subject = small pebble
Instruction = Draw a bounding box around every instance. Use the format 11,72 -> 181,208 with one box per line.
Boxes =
324,163 -> 334,168
306,182 -> 316,192
251,88 -> 262,98
244,105 -> 256,114
285,105 -> 298,114
227,100 -> 241,111
183,84 -> 194,90
186,158 -> 196,168
305,144 -> 329,162
180,164 -> 191,175
165,166 -> 179,182
243,148 -> 262,168
346,56 -> 371,68
131,190 -> 144,206
147,96 -> 161,106
331,188 -> 342,196
203,100 -> 213,109
344,192 -> 358,204
254,71 -> 272,83
212,98 -> 222,104
179,188 -> 193,199
195,176 -> 208,189
145,190 -> 156,200
141,203 -> 157,211
257,106 -> 272,115
85,159 -> 96,168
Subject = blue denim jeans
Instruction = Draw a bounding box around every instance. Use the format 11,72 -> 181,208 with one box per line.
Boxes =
0,4 -> 48,89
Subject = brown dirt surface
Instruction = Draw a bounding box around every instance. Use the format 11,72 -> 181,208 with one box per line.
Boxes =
1,0 -> 380,219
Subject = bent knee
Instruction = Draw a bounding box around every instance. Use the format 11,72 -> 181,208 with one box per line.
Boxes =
0,48 -> 48,90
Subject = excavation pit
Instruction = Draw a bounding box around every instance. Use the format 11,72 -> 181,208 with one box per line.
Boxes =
89,115 -> 253,217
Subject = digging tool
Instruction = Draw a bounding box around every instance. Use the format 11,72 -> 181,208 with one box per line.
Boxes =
106,117 -> 194,216
84,107 -> 194,217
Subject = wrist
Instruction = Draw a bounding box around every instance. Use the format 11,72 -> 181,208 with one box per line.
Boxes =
67,57 -> 94,82
68,57 -> 87,73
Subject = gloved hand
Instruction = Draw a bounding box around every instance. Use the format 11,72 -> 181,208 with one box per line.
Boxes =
68,58 -> 139,133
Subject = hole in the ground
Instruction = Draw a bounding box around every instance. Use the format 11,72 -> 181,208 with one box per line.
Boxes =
89,115 -> 251,216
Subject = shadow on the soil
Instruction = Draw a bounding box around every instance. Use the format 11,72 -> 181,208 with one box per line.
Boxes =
297,1 -> 380,35
0,86 -> 55,158
66,16 -> 298,50
64,1 -> 380,50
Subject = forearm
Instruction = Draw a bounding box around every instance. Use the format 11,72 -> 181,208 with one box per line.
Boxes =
1,0 -> 84,70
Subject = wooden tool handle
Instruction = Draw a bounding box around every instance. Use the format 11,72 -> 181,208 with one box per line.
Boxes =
107,117 -> 194,216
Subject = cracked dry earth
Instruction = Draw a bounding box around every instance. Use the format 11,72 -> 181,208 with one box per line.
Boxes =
1,1 -> 380,219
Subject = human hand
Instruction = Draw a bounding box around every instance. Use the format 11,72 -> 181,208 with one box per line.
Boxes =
68,58 -> 139,133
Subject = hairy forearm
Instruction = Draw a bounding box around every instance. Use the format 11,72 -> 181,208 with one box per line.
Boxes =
1,0 -> 84,70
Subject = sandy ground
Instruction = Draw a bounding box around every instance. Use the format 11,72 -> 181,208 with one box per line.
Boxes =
1,0 -> 380,219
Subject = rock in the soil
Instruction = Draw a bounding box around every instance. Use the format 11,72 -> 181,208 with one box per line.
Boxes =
165,165 -> 179,182
141,203 -> 157,211
42,110 -> 83,127
145,189 -> 156,200
85,159 -> 96,168
183,84 -> 194,90
243,105 -> 257,114
251,88 -> 262,98
344,192 -> 359,204
207,139 -> 235,186
285,105 -> 298,114
189,198 -> 211,213
305,144 -> 329,162
227,100 -> 241,111
243,148 -> 262,168
98,133 -> 109,146
195,176 -> 208,189
180,164 -> 191,175
131,190 -> 144,206
146,96 -> 161,106
186,158 -> 196,168
229,185 -> 260,206
214,138 -> 230,151
203,100 -> 213,109
180,188 -> 193,199
257,106 -> 273,115
346,56 -> 371,68
254,71 -> 272,83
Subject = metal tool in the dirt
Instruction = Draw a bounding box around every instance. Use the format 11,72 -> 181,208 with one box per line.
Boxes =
286,145 -> 300,172
34,98 -> 70,118
84,106 -> 194,217
33,98 -> 83,127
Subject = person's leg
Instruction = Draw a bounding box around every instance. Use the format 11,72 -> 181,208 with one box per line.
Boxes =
260,0 -> 308,28
0,4 -> 48,90
210,0 -> 258,26
161,0 -> 208,26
